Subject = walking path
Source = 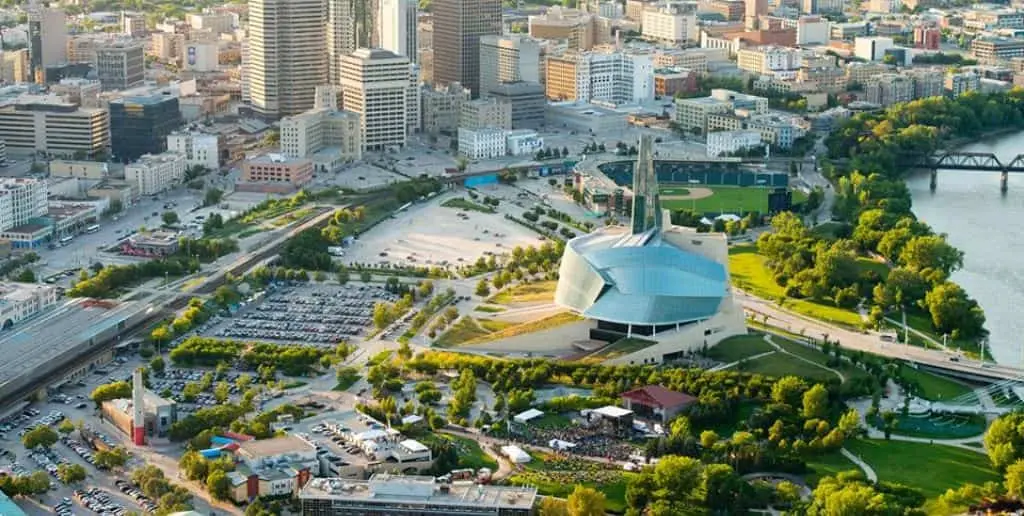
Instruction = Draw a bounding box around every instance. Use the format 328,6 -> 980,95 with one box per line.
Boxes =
708,350 -> 776,371
763,335 -> 846,382
840,448 -> 877,482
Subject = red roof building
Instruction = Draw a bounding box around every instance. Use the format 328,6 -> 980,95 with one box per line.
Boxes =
620,385 -> 697,422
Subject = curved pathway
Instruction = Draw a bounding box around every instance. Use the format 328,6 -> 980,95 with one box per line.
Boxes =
840,447 -> 878,482
763,335 -> 846,382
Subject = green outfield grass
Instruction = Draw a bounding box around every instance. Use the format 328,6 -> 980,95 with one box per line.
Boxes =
659,185 -> 808,215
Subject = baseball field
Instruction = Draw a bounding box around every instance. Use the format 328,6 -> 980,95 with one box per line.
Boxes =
659,185 -> 807,214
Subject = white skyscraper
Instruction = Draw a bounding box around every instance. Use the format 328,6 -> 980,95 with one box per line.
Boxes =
245,0 -> 328,118
379,0 -> 418,63
341,48 -> 416,150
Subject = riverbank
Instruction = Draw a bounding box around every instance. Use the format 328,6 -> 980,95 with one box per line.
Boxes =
909,130 -> 1024,365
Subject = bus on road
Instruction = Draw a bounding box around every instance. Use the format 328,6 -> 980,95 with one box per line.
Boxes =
85,224 -> 100,234
59,235 -> 73,245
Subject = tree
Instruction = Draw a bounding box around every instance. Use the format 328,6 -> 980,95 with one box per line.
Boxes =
456,156 -> 469,172
204,188 -> 224,207
22,425 -> 58,449
14,269 -> 35,282
1005,460 -> 1024,499
923,282 -> 986,339
538,497 -> 568,516
161,211 -> 179,226
771,376 -> 807,406
179,451 -> 210,481
206,469 -> 231,500
806,471 -> 925,515
802,384 -> 829,419
57,463 -> 86,484
214,381 -> 231,404
57,419 -> 75,435
475,278 -> 490,297
150,356 -> 165,376
94,447 -> 129,470
985,413 -> 1024,471
566,485 -> 605,516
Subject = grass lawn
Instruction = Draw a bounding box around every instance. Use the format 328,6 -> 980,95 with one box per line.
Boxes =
845,439 -> 999,500
478,318 -> 515,332
437,312 -> 582,347
463,312 -> 583,346
366,350 -> 393,366
739,352 -> 839,383
704,334 -> 773,363
332,374 -> 360,391
474,305 -> 507,313
430,434 -> 497,470
904,312 -> 980,355
435,317 -> 491,347
771,337 -> 871,383
507,467 -> 634,513
659,186 -> 808,215
590,337 -> 658,361
442,197 -> 496,214
729,245 -> 864,328
488,281 -> 558,304
803,450 -> 859,486
898,366 -> 975,402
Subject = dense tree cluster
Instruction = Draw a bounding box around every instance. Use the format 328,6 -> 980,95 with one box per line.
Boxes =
169,336 -> 329,376
169,404 -> 247,441
409,351 -> 799,430
625,456 -> 755,515
90,381 -> 132,407
67,238 -> 236,298
801,471 -> 925,515
0,471 -> 50,497
757,213 -> 876,309
823,92 -> 1024,339
130,465 -> 193,513
984,412 -> 1024,471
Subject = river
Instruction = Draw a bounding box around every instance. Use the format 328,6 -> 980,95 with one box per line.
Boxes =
907,133 -> 1024,366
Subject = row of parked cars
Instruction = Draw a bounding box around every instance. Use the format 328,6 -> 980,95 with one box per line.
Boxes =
0,407 -> 42,437
54,497 -> 77,516
74,487 -> 126,515
115,479 -> 158,513
28,445 -> 69,479
18,410 -> 67,437
61,436 -> 97,467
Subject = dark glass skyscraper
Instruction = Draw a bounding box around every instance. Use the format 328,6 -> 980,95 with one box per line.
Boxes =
432,0 -> 502,97
109,96 -> 183,163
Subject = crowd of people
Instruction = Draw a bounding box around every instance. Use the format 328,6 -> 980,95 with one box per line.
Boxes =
508,416 -> 640,462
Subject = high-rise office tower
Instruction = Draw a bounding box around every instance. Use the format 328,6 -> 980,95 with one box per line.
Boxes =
327,0 -> 377,84
340,48 -> 416,151
245,0 -> 328,119
631,135 -> 661,235
27,5 -> 67,82
479,35 -> 541,99
433,0 -> 502,97
379,0 -> 418,63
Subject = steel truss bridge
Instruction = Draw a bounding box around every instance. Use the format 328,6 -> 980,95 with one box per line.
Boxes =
911,152 -> 1024,192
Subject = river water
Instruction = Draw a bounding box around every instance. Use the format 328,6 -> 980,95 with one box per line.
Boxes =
907,133 -> 1024,365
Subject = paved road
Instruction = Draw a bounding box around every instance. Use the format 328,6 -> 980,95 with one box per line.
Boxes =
735,290 -> 1024,381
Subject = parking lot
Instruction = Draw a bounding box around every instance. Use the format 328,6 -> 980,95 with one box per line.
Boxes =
203,284 -> 399,346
